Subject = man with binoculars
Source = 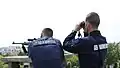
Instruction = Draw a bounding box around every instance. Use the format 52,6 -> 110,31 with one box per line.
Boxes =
63,12 -> 108,68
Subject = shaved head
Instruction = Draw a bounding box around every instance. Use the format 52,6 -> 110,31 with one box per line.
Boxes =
42,28 -> 53,37
86,12 -> 100,28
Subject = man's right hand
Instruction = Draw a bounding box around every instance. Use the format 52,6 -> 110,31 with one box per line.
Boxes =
74,24 -> 82,31
74,21 -> 85,31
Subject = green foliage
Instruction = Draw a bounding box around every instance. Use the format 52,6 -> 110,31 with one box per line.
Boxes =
106,42 -> 120,65
0,55 -> 8,68
66,55 -> 79,68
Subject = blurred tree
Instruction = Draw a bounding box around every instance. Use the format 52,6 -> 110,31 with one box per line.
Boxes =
106,42 -> 120,66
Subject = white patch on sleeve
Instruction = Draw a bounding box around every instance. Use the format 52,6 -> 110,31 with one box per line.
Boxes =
94,44 -> 108,51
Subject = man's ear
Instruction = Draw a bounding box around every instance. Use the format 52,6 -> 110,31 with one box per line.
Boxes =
40,34 -> 42,38
41,32 -> 44,37
89,24 -> 92,29
87,23 -> 92,32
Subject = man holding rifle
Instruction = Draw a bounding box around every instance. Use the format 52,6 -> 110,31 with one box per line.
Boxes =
28,28 -> 66,68
63,12 -> 108,68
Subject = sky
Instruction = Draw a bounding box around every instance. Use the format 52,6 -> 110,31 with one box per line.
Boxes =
0,0 -> 120,47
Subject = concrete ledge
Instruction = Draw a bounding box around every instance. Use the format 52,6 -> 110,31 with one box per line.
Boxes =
1,56 -> 32,63
1,53 -> 74,68
2,53 -> 73,63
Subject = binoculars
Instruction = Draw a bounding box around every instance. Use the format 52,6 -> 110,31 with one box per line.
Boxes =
80,22 -> 85,29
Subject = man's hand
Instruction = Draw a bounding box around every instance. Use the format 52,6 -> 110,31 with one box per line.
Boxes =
74,21 -> 85,31
74,24 -> 82,31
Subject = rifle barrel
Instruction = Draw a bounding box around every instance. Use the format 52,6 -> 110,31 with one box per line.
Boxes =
12,42 -> 28,45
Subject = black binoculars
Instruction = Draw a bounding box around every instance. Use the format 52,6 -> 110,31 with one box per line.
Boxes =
80,22 -> 85,29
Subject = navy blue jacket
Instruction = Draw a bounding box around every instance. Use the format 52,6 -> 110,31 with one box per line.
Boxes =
63,30 -> 107,68
28,36 -> 65,68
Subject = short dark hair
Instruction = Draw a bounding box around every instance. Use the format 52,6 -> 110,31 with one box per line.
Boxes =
42,28 -> 53,37
86,12 -> 100,28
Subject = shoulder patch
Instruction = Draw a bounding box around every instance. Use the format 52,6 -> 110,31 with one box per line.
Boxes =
94,44 -> 108,51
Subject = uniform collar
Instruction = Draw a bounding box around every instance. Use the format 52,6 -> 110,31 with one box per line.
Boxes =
40,36 -> 53,40
89,30 -> 101,36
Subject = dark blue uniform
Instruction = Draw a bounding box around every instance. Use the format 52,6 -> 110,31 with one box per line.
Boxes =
28,37 -> 65,68
63,30 -> 107,68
